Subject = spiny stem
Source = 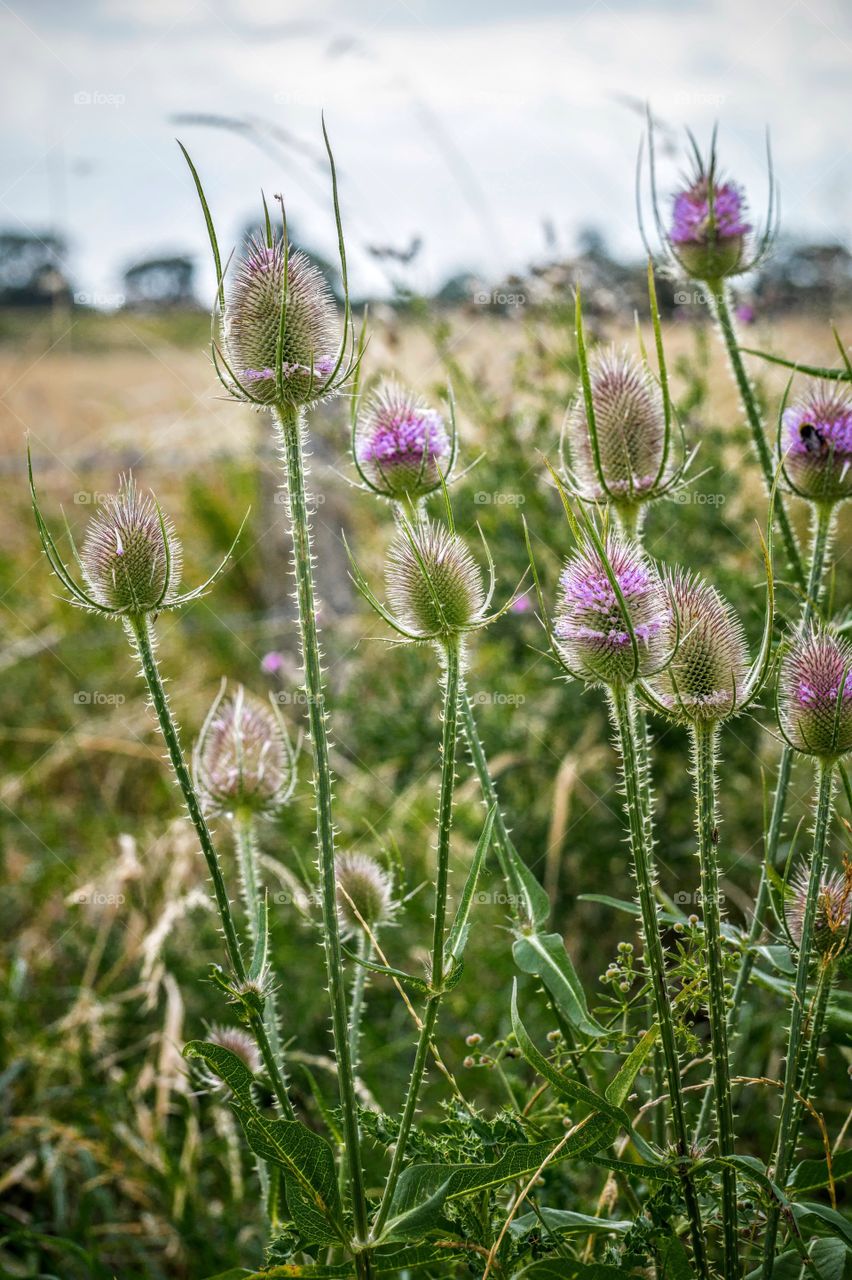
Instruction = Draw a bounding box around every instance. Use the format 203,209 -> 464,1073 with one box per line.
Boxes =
348,929 -> 371,1079
273,404 -> 370,1262
697,501 -> 834,1141
761,759 -> 835,1277
128,615 -> 295,1121
233,812 -> 285,1065
708,283 -> 806,594
607,682 -> 709,1280
372,639 -> 461,1240
691,722 -> 738,1279
788,958 -> 834,1162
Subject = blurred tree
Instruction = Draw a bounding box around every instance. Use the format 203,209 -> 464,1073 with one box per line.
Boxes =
122,254 -> 197,310
0,231 -> 70,307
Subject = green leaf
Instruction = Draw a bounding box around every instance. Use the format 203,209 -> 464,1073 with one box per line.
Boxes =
789,1146 -> 852,1194
755,944 -> 796,976
506,835 -> 552,929
183,1040 -> 256,1107
659,1235 -> 693,1279
383,1115 -> 615,1240
443,805 -> 495,967
518,1262 -> 640,1278
578,894 -> 685,925
339,947 -> 430,994
233,1106 -> 345,1244
510,1208 -> 632,1237
605,1025 -> 658,1108
248,890 -> 270,983
513,932 -> 608,1038
792,1201 -> 852,1249
510,983 -> 627,1126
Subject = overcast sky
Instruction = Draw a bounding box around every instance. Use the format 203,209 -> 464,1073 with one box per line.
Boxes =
1,0 -> 850,302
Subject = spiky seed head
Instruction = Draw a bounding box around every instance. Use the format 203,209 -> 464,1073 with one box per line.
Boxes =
553,535 -> 669,685
786,859 -> 852,971
669,175 -> 751,281
651,570 -> 749,723
782,384 -> 852,504
355,379 -> 451,500
195,685 -> 292,816
386,520 -> 486,638
778,626 -> 852,758
335,852 -> 394,939
223,237 -> 338,406
205,1024 -> 262,1076
81,476 -> 181,614
568,348 -> 669,506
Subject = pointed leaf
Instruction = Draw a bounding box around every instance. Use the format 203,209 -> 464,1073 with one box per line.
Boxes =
443,806 -> 495,967
513,932 -> 608,1037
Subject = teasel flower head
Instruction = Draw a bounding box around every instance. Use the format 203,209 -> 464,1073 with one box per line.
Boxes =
639,118 -> 775,283
384,520 -> 488,640
786,857 -> 852,970
553,534 -> 669,686
205,1024 -> 262,1076
567,346 -> 672,506
80,476 -> 182,613
335,852 -> 395,939
650,570 -> 750,723
223,236 -> 339,407
194,682 -> 296,818
781,383 -> 852,505
354,379 -> 453,501
778,626 -> 852,759
30,451 -> 245,621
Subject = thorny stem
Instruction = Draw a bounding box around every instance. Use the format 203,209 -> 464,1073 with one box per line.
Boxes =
696,501 -> 833,1141
233,812 -> 285,1064
129,616 -> 295,1121
788,958 -> 834,1160
607,682 -> 709,1280
707,283 -> 806,594
348,929 -> 371,1079
761,760 -> 835,1277
691,722 -> 738,1280
273,404 -> 371,1270
372,639 -> 461,1240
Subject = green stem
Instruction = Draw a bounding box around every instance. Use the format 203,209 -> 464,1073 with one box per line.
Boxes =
608,683 -> 709,1280
761,760 -> 835,1277
696,502 -> 833,1141
372,639 -> 461,1240
708,283 -> 806,595
129,616 -> 295,1121
273,405 -> 370,1261
233,813 -> 285,1064
692,722 -> 738,1279
348,930 -> 371,1079
787,959 -> 834,1161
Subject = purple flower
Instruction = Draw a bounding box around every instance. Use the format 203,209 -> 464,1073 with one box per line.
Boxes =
554,535 -> 669,684
261,651 -> 286,676
778,626 -> 852,758
782,384 -> 852,504
355,379 -> 451,499
669,176 -> 751,280
511,592 -> 532,614
787,859 -> 852,961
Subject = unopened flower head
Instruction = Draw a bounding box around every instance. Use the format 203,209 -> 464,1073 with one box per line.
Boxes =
224,236 -> 338,407
778,626 -> 852,758
669,175 -> 751,281
355,379 -> 451,500
205,1024 -> 262,1076
195,684 -> 293,816
787,859 -> 852,967
554,535 -> 669,685
782,384 -> 852,505
568,347 -> 669,505
335,852 -> 395,939
386,520 -> 486,639
81,476 -> 181,614
651,570 -> 749,723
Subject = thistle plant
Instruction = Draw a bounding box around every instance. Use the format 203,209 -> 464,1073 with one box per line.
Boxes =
352,378 -> 455,503
761,625 -> 852,1274
564,270 -> 694,537
546,507 -> 710,1279
642,562 -> 773,1280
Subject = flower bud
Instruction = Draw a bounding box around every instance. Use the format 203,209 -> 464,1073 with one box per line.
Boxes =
386,520 -> 486,638
670,176 -> 751,281
782,385 -> 852,505
553,536 -> 669,685
568,348 -> 669,505
335,852 -> 394,939
778,626 -> 852,758
205,1024 -> 262,1075
651,570 -> 749,723
195,685 -> 293,816
81,476 -> 181,614
224,237 -> 338,406
355,379 -> 451,500
787,860 -> 852,968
